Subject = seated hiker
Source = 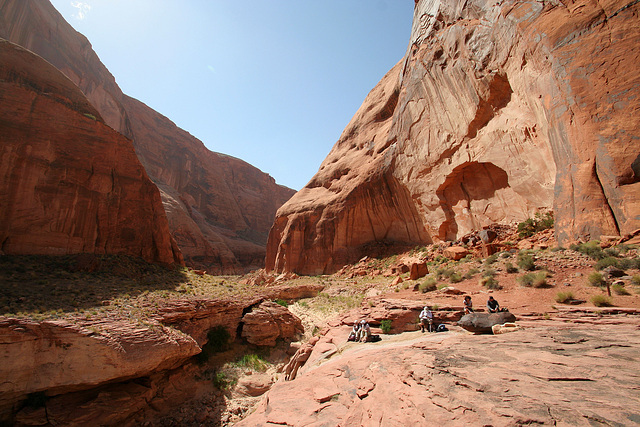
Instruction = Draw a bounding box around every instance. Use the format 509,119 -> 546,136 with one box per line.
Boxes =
463,296 -> 474,314
348,320 -> 360,342
486,296 -> 501,313
358,320 -> 371,342
419,306 -> 434,332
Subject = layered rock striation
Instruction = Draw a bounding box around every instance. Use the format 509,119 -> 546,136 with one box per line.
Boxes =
267,0 -> 640,274
0,0 -> 295,273
0,39 -> 181,264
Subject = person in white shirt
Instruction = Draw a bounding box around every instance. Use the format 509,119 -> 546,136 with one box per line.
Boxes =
419,306 -> 433,332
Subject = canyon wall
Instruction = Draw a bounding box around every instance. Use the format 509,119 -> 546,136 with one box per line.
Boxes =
267,0 -> 640,275
0,39 -> 181,264
0,0 -> 295,273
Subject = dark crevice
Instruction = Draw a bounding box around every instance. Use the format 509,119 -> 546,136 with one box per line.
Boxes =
593,159 -> 621,235
374,88 -> 400,122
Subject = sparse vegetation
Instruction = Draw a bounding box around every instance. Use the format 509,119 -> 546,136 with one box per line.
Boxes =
484,254 -> 498,265
480,276 -> 501,290
590,294 -> 613,307
380,319 -> 392,334
517,252 -> 536,271
234,353 -> 268,372
505,262 -> 518,274
588,271 -> 606,287
274,299 -> 289,307
555,291 -> 574,303
419,277 -> 437,293
517,271 -> 549,288
570,241 -> 605,260
633,275 -> 640,286
517,211 -> 554,238
612,284 -> 630,296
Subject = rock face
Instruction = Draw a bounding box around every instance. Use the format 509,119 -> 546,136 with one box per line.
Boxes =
241,301 -> 304,346
238,322 -> 640,426
457,312 -> 517,334
267,0 -> 640,274
0,39 -> 181,265
0,0 -> 295,273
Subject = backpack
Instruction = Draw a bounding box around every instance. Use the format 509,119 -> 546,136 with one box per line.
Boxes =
437,324 -> 448,332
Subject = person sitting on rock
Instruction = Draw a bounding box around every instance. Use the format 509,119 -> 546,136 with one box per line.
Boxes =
348,321 -> 360,342
487,296 -> 501,313
463,296 -> 474,314
358,320 -> 371,342
419,306 -> 433,332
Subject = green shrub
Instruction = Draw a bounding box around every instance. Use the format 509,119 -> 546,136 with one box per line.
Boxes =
464,268 -> 480,279
618,258 -> 639,270
212,371 -> 235,389
555,291 -> 574,303
484,254 -> 498,265
570,241 -> 605,260
482,268 -> 496,278
274,299 -> 289,307
419,277 -> 437,293
594,257 -> 620,271
517,253 -> 536,271
517,211 -> 554,238
449,272 -> 463,283
632,275 -> 640,286
480,276 -> 501,290
590,294 -> 613,307
517,271 -> 548,288
236,353 -> 268,371
612,284 -> 630,296
380,319 -> 392,334
587,272 -> 606,287
505,262 -> 518,274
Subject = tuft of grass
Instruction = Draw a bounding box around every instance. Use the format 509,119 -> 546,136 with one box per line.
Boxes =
632,275 -> 640,286
517,252 -> 536,271
517,211 -> 554,238
480,276 -> 501,290
570,241 -> 605,260
484,254 -> 498,265
235,353 -> 268,372
517,271 -> 549,288
594,257 -> 620,271
590,294 -> 613,307
555,291 -> 574,303
505,262 -> 519,274
587,271 -> 606,287
419,277 -> 437,293
449,272 -> 463,283
274,299 -> 289,307
612,284 -> 630,296
380,319 -> 392,334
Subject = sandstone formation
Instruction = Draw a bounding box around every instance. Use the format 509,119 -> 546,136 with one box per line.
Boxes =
241,301 -> 304,346
239,321 -> 640,426
267,0 -> 640,275
0,0 -> 295,273
0,39 -> 181,265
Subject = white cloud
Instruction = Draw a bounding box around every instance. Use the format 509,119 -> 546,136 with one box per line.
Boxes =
70,1 -> 91,20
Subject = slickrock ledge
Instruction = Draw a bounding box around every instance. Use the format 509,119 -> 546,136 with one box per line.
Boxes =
238,321 -> 640,426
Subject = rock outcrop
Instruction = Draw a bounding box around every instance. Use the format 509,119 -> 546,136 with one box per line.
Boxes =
0,0 -> 295,273
267,0 -> 640,274
0,39 -> 181,265
241,301 -> 304,346
238,322 -> 640,426
457,311 -> 517,334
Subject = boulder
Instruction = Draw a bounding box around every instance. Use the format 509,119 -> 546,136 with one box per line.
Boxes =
235,374 -> 274,397
457,312 -> 517,334
479,229 -> 498,244
443,246 -> 470,261
241,301 -> 303,346
409,262 -> 429,280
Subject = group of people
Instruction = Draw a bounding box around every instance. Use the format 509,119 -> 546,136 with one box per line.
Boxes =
348,319 -> 372,342
463,295 -> 507,313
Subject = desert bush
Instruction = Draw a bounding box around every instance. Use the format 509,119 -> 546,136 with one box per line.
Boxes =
464,268 -> 480,280
480,276 -> 501,290
505,262 -> 518,274
380,319 -> 392,334
517,252 -> 536,271
235,353 -> 268,371
517,211 -> 554,238
274,299 -> 289,307
590,294 -> 613,307
632,275 -> 640,286
482,268 -> 496,278
517,271 -> 548,288
419,277 -> 437,293
612,284 -> 630,295
484,254 -> 498,265
570,241 -> 605,260
449,272 -> 463,283
555,291 -> 574,303
594,257 -> 621,271
588,272 -> 606,287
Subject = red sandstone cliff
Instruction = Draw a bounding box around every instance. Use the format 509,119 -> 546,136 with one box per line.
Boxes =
0,0 -> 295,273
0,39 -> 180,264
266,0 -> 640,275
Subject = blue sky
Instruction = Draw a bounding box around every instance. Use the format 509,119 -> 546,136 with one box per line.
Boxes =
49,1 -> 415,190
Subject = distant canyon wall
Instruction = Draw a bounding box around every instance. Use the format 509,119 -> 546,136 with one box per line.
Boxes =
267,0 -> 640,274
0,0 -> 294,273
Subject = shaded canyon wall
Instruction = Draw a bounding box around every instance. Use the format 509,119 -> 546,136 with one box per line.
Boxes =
267,0 -> 640,274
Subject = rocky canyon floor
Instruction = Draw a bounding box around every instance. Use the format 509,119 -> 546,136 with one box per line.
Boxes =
2,226 -> 640,426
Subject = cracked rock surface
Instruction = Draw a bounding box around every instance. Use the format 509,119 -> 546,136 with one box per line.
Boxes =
238,320 -> 640,426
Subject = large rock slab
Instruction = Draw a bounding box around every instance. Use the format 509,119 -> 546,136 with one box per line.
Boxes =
241,301 -> 304,346
266,0 -> 640,274
0,39 -> 181,265
238,323 -> 640,426
457,312 -> 517,334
